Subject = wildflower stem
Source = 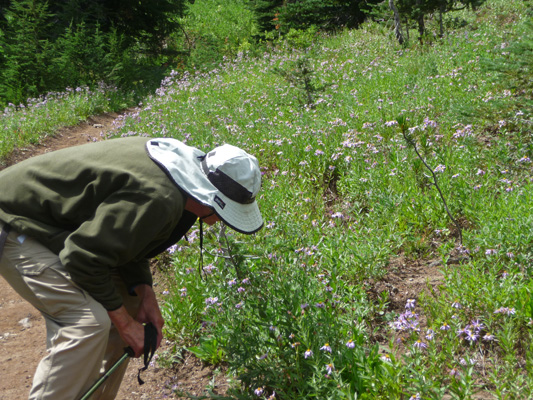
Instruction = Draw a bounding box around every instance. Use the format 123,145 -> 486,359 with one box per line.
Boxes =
399,120 -> 463,245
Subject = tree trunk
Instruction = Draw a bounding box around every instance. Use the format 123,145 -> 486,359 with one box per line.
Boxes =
439,3 -> 445,38
389,0 -> 404,45
416,0 -> 425,43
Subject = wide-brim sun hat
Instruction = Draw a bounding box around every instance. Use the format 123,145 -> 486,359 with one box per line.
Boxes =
146,138 -> 263,234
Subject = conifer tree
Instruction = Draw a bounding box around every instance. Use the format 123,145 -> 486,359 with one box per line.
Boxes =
391,0 -> 486,42
249,0 -> 376,35
0,0 -> 53,103
250,0 -> 284,34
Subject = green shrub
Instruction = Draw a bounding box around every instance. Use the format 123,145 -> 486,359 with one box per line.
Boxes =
175,0 -> 258,71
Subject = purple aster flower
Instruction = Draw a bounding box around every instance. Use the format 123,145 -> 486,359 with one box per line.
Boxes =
471,319 -> 484,331
494,307 -> 516,315
449,368 -> 460,377
167,244 -> 178,254
320,343 -> 332,352
483,333 -> 496,342
405,299 -> 416,309
424,117 -> 437,128
304,349 -> 313,358
346,340 -> 355,349
325,363 -> 334,374
451,300 -> 462,309
425,329 -> 435,341
205,296 -> 218,306
464,329 -> 479,342
440,322 -> 451,331
462,357 -> 476,366
254,387 -> 264,396
413,340 -> 427,349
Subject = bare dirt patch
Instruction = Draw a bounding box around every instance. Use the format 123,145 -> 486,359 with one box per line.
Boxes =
0,113 -> 228,400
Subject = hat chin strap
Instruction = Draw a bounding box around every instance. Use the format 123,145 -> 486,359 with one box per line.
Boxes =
198,219 -> 207,281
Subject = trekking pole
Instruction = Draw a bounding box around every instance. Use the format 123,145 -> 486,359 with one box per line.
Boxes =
79,347 -> 135,400
78,322 -> 158,400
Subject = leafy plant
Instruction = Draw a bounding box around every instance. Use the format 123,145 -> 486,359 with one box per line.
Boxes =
188,337 -> 227,365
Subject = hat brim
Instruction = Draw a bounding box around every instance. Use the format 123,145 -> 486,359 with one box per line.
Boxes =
211,191 -> 263,234
146,138 -> 263,234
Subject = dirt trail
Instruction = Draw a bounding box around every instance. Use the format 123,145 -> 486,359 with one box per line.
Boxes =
0,113 -> 226,400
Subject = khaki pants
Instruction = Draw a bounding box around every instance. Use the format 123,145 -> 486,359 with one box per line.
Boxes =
0,222 -> 140,400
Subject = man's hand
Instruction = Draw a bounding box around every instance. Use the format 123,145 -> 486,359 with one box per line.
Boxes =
107,307 -> 145,357
107,284 -> 164,358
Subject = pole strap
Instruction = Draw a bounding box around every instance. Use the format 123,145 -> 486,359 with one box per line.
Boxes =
137,322 -> 158,385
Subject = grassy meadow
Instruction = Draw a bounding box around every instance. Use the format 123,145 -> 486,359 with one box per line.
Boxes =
1,0 -> 532,398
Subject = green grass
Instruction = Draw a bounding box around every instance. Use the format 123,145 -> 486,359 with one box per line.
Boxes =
0,84 -> 132,164
2,0 -> 533,398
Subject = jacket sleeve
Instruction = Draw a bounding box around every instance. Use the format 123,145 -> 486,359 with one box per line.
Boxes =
58,190 -> 180,311
118,258 -> 153,295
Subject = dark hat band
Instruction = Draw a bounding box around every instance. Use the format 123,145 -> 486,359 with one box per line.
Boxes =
201,158 -> 255,205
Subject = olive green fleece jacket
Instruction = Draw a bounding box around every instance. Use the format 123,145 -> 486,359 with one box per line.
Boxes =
0,137 -> 190,311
